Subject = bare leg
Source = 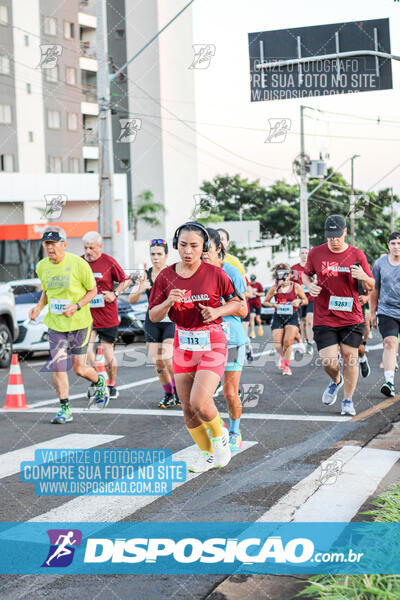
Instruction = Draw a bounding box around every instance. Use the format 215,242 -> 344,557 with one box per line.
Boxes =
340,343 -> 359,399
102,340 -> 117,385
148,342 -> 172,386
319,344 -> 341,383
223,371 -> 242,420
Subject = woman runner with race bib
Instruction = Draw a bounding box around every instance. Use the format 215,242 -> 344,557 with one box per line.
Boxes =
263,263 -> 308,375
149,222 -> 245,473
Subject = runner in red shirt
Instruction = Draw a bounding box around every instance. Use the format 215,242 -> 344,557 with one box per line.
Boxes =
263,263 -> 307,375
303,215 -> 374,416
149,222 -> 246,473
82,231 -> 131,400
248,275 -> 264,338
292,247 -> 314,353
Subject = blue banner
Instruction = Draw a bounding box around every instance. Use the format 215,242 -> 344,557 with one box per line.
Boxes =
0,522 -> 399,574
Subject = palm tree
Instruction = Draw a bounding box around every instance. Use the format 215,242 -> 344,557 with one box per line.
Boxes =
129,190 -> 165,237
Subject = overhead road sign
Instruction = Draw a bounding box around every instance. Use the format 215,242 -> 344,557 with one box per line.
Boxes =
249,18 -> 394,102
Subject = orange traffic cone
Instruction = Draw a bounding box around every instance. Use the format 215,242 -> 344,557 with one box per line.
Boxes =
96,345 -> 110,385
4,354 -> 29,409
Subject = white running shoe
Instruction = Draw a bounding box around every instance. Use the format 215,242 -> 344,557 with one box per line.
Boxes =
212,430 -> 231,468
188,451 -> 215,473
297,342 -> 306,354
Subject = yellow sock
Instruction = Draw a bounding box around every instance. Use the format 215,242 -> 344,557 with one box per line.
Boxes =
205,412 -> 223,439
187,423 -> 212,453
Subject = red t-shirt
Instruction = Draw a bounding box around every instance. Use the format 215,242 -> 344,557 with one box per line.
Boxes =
303,243 -> 373,327
275,281 -> 299,312
148,261 -> 235,329
249,281 -> 263,308
291,262 -> 311,301
83,253 -> 128,329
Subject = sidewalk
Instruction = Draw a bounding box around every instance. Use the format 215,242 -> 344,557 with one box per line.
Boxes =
205,422 -> 400,600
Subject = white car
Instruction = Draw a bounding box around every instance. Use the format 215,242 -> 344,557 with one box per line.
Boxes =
10,281 -> 50,354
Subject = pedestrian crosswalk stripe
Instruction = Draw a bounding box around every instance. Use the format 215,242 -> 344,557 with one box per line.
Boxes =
0,406 -> 352,422
258,445 -> 400,523
30,441 -> 257,523
0,434 -> 122,480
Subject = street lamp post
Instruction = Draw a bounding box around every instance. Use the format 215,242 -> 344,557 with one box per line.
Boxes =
350,154 -> 360,245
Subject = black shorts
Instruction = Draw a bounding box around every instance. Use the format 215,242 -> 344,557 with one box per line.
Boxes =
94,326 -> 119,344
145,315 -> 175,344
377,314 -> 400,339
300,301 -> 314,319
271,311 -> 300,330
313,323 -> 365,351
243,311 -> 250,322
249,306 -> 261,316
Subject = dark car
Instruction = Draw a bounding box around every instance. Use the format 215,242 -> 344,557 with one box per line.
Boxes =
117,293 -> 148,344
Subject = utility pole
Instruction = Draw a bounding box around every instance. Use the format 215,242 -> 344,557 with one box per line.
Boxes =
391,187 -> 394,231
96,0 -> 117,258
299,105 -> 309,248
349,154 -> 360,245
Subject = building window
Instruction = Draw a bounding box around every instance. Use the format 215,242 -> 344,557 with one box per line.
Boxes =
64,21 -> 74,39
43,16 -> 57,36
45,66 -> 58,82
69,157 -> 80,173
28,131 -> 33,142
49,156 -> 62,173
0,154 -> 14,172
26,83 -> 31,94
0,54 -> 10,74
66,66 -> 76,85
0,104 -> 11,124
47,110 -> 61,129
0,5 -> 9,25
24,35 -> 29,46
67,112 -> 78,131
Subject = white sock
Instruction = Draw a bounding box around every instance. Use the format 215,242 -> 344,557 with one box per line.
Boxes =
384,370 -> 395,384
359,355 -> 367,364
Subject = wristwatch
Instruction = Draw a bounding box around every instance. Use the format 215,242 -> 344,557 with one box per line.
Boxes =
76,303 -> 81,311
114,290 -> 120,298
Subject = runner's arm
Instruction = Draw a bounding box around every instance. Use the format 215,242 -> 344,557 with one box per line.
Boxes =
149,289 -> 184,322
28,291 -> 48,320
129,273 -> 150,304
77,285 -> 97,307
263,286 -> 277,307
294,283 -> 308,306
369,286 -> 379,316
198,297 -> 247,323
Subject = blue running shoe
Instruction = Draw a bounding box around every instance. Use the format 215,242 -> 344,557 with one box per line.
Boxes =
341,398 -> 356,416
322,375 -> 343,406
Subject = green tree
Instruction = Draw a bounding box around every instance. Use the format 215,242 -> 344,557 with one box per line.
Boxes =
129,190 -> 165,238
228,241 -> 257,268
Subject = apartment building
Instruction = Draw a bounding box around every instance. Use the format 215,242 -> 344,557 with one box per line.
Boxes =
0,0 -> 198,278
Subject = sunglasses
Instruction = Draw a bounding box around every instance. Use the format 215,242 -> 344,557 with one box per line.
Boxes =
150,238 -> 167,246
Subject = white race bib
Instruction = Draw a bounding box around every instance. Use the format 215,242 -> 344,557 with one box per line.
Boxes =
93,273 -> 103,278
90,294 -> 105,308
50,299 -> 72,314
178,329 -> 211,351
329,296 -> 354,312
221,321 -> 230,341
277,303 -> 293,315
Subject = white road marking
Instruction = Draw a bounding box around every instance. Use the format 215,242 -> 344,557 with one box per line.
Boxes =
0,406 -> 352,421
25,376 -> 159,408
0,434 -> 122,480
28,441 -> 257,523
259,445 -> 400,522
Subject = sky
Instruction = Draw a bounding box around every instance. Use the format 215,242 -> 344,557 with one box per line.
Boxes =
182,0 -> 400,197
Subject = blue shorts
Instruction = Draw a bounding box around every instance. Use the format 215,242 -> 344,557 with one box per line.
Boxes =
225,344 -> 246,372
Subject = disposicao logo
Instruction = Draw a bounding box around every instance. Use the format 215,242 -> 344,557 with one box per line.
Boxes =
83,536 -> 314,564
42,529 -> 82,567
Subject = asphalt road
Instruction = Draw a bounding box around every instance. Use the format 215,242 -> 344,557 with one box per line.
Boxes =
0,326 -> 399,599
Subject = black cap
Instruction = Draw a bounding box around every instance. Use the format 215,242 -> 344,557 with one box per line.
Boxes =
250,274 -> 256,281
389,232 -> 400,242
41,230 -> 64,242
324,215 -> 346,238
